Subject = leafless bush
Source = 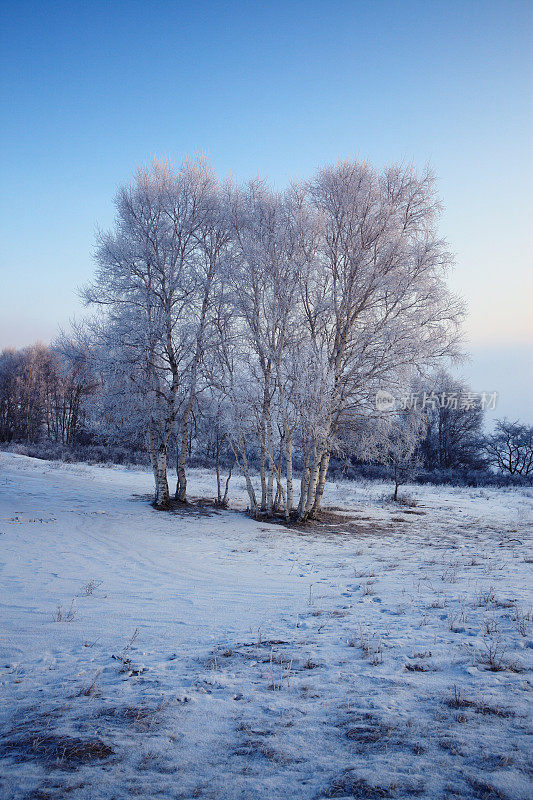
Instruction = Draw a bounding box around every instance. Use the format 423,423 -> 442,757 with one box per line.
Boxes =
446,685 -> 476,709
447,612 -> 464,632
112,628 -> 143,675
77,669 -> 102,697
358,626 -> 384,665
474,587 -> 497,608
55,599 -> 76,622
396,494 -> 418,507
79,579 -> 102,596
513,606 -> 531,636
483,617 -> 499,636
268,648 -> 293,690
479,632 -> 506,671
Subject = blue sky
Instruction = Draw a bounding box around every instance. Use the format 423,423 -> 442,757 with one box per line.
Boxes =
1,0 -> 531,420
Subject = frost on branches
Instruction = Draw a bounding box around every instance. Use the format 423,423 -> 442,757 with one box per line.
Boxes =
82,157 -> 464,515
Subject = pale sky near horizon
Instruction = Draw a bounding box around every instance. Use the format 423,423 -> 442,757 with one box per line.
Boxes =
1,0 -> 532,422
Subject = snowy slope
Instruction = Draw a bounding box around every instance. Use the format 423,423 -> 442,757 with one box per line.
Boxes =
0,452 -> 531,800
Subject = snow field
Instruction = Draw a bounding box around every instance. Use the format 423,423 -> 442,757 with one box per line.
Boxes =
0,452 -> 531,800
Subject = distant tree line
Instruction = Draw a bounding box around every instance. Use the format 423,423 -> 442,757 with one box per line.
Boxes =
0,343 -> 94,445
2,343 -> 531,493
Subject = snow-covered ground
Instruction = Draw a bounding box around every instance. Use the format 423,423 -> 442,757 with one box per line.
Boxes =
0,452 -> 531,800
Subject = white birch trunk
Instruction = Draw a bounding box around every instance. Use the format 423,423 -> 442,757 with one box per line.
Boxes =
231,437 -> 258,516
265,411 -> 275,515
297,439 -> 311,519
259,430 -> 267,510
311,449 -> 331,515
175,420 -> 189,502
285,429 -> 293,513
148,427 -> 170,507
155,448 -> 170,506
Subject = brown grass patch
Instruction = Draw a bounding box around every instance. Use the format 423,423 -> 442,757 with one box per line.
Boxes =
131,493 -> 222,516
1,733 -> 113,770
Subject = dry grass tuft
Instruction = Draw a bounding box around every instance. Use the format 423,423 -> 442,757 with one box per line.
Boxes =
1,733 -> 113,770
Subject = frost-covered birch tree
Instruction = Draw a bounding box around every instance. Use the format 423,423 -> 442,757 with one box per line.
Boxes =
292,159 -> 464,519
174,181 -> 230,502
83,157 -> 220,507
221,181 -> 316,518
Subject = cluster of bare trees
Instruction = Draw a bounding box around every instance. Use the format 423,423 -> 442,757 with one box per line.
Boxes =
484,420 -> 533,476
80,155 -> 464,518
416,372 -> 486,471
0,343 -> 93,444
